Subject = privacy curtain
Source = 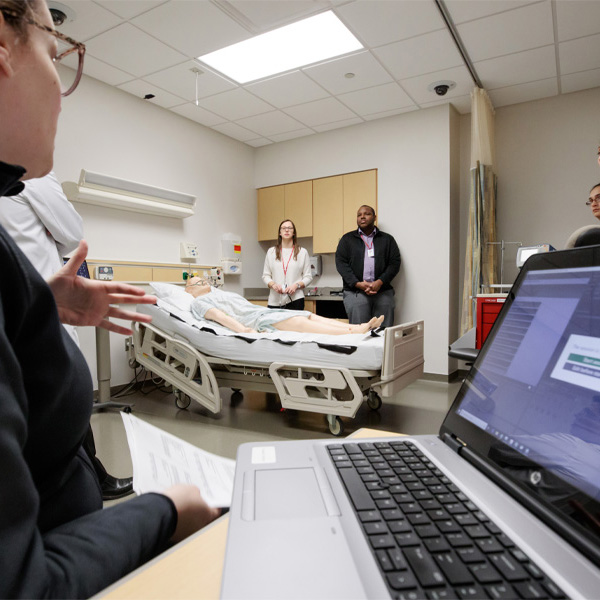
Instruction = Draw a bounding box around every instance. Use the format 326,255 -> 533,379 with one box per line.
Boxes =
460,88 -> 498,335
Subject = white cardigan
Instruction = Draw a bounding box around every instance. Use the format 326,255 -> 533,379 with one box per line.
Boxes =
262,246 -> 313,306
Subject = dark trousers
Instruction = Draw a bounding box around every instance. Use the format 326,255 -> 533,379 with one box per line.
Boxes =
343,288 -> 395,328
268,298 -> 305,311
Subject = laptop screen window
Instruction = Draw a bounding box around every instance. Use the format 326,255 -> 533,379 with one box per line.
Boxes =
455,266 -> 600,500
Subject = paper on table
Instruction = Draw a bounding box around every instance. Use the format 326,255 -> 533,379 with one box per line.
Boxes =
121,413 -> 236,508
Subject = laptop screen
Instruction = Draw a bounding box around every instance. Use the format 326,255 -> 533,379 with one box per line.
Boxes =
441,247 -> 600,560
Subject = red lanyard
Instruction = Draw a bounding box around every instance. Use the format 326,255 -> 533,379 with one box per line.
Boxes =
282,246 -> 294,281
360,234 -> 374,250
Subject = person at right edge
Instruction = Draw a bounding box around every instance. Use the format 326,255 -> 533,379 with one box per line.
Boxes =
335,205 -> 401,328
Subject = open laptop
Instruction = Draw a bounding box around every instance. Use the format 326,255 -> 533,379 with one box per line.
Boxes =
221,246 -> 600,600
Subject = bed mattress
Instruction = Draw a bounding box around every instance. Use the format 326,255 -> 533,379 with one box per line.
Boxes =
137,301 -> 384,371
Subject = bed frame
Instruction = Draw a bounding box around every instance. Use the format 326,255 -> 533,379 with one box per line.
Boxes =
130,320 -> 424,435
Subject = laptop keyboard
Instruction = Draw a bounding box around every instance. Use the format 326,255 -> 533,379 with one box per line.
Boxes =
328,440 -> 566,600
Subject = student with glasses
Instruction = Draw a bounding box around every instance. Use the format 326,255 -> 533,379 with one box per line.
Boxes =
0,1 -> 219,597
565,183 -> 600,248
262,219 -> 312,310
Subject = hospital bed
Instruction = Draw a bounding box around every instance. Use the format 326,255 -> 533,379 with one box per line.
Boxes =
130,286 -> 424,435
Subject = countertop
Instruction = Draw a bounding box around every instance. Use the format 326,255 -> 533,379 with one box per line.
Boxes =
244,286 -> 344,301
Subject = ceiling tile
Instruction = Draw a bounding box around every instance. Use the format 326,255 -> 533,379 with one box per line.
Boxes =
212,122 -> 259,142
132,1 -> 252,57
73,55 -> 135,86
362,105 -> 419,120
488,77 -> 558,107
476,45 -> 557,90
268,128 -> 315,143
144,61 -> 236,102
555,0 -> 600,42
373,30 -> 463,81
335,0 -> 444,47
246,71 -> 330,108
457,1 -> 554,62
313,117 -> 364,132
303,51 -> 393,95
561,68 -> 600,95
196,88 -> 274,120
559,34 -> 600,75
117,79 -> 186,108
444,0 -> 537,26
338,82 -> 415,116
399,65 -> 474,104
235,111 -> 306,137
95,0 -> 168,20
246,138 -> 273,147
53,0 -> 122,40
85,23 -> 187,77
170,103 -> 227,127
225,0 -> 330,31
284,97 -> 358,127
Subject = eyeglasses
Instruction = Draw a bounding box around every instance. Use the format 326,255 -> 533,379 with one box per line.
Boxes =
280,227 -> 294,232
586,195 -> 600,206
31,19 -> 86,97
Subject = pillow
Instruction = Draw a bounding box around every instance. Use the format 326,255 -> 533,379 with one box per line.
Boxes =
149,282 -> 193,312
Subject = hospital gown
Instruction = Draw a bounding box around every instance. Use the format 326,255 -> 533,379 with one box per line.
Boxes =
191,287 -> 311,332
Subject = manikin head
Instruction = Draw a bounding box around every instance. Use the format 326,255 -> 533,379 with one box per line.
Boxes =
184,277 -> 212,298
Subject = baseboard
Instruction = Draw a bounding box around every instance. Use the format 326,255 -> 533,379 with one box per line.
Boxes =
421,371 -> 468,383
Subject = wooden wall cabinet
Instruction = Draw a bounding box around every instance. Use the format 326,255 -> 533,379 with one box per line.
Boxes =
257,169 -> 376,252
257,180 -> 313,241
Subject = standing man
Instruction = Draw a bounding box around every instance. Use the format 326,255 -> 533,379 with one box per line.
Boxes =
335,205 -> 401,328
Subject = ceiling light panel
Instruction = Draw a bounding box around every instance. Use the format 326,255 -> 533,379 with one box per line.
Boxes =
197,11 -> 363,84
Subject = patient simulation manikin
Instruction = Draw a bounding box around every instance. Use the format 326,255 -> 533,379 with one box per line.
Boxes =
185,278 -> 383,335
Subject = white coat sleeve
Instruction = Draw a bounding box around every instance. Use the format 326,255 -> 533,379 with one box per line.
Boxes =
20,171 -> 83,256
300,249 -> 313,288
262,248 -> 275,287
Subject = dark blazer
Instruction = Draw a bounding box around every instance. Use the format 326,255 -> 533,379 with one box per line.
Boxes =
0,161 -> 176,599
335,228 -> 401,292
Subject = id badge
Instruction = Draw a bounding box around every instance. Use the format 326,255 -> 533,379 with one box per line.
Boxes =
367,248 -> 374,258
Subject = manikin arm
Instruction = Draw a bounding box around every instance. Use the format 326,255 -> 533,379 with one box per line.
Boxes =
204,308 -> 256,333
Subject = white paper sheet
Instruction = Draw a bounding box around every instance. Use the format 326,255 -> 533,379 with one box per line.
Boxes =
121,413 -> 235,508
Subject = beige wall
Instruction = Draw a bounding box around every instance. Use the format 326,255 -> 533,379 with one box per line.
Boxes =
53,73 -> 257,386
256,105 -> 459,376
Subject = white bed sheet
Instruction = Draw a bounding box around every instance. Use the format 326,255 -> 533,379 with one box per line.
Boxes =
137,300 -> 384,370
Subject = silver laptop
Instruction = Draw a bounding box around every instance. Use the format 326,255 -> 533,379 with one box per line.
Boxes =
221,246 -> 600,600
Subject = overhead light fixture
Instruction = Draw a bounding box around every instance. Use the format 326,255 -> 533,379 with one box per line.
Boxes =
62,170 -> 196,219
197,11 -> 363,84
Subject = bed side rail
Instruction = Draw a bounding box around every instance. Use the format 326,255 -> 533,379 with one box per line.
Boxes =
377,320 -> 425,397
269,363 -> 364,418
132,322 -> 222,414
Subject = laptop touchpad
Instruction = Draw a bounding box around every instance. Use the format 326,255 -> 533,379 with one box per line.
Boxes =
255,468 -> 327,520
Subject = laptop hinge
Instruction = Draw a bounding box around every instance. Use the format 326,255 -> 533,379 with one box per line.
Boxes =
441,433 -> 465,454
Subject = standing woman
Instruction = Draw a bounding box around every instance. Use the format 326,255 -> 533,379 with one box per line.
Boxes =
262,219 -> 312,310
0,1 -> 218,597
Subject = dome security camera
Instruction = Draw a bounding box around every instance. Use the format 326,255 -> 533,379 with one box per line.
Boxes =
427,80 -> 457,97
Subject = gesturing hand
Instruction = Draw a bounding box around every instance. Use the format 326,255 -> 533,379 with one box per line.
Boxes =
47,240 -> 157,336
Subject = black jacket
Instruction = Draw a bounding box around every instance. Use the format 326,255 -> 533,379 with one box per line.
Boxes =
0,161 -> 176,598
335,228 -> 401,292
